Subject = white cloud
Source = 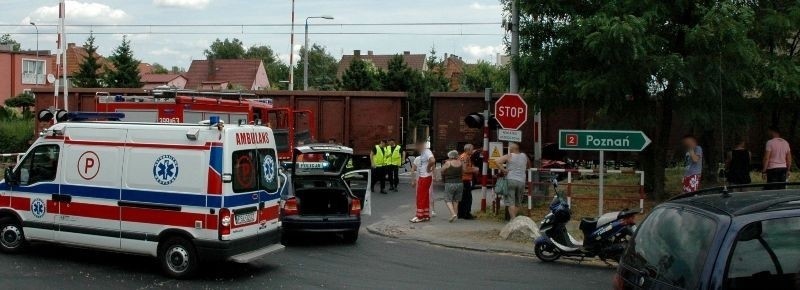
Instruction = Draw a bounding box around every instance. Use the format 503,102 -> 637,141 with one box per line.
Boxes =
153,0 -> 211,9
151,47 -> 181,56
462,44 -> 504,60
23,1 -> 129,25
469,2 -> 501,10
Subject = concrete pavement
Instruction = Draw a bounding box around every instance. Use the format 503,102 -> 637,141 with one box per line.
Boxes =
367,177 -> 535,255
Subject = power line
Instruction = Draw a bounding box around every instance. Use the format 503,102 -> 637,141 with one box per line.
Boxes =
1,32 -> 501,36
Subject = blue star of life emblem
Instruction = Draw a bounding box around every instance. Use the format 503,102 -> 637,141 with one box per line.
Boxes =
31,198 -> 46,218
153,155 -> 179,185
263,155 -> 275,184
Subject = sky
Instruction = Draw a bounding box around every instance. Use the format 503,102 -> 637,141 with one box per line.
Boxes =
0,0 -> 507,69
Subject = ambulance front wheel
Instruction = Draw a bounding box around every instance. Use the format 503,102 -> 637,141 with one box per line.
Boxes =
0,217 -> 27,254
158,236 -> 199,278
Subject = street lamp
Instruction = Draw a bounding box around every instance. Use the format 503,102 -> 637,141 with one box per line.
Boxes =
304,15 -> 334,91
30,22 -> 39,85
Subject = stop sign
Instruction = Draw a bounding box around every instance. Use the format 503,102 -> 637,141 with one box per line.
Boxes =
494,93 -> 528,130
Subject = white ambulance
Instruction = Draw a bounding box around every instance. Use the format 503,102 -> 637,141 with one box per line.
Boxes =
0,115 -> 284,278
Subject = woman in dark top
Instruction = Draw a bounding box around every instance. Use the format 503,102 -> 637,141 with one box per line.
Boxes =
726,139 -> 752,185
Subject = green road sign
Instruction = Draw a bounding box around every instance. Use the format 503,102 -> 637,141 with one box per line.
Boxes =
559,130 -> 651,152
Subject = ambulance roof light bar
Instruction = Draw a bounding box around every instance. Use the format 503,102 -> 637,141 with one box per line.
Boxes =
65,112 -> 126,122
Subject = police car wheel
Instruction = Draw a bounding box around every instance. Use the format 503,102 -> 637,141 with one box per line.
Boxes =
342,230 -> 359,244
158,237 -> 198,278
0,218 -> 26,253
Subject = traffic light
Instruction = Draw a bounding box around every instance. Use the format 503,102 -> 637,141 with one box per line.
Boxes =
464,112 -> 499,129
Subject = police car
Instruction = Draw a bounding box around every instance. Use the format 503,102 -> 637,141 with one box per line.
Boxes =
0,114 -> 284,278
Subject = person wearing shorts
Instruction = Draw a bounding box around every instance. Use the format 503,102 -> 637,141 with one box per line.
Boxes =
495,142 -> 530,218
441,150 -> 464,222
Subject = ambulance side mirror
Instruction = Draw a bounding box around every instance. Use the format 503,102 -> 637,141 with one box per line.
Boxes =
4,168 -> 18,187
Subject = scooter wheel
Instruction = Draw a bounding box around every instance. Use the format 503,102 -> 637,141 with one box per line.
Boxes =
534,242 -> 561,262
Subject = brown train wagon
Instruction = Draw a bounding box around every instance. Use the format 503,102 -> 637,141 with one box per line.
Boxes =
251,90 -> 406,157
30,88 -> 405,158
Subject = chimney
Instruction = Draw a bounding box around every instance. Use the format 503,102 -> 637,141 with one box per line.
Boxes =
444,53 -> 448,59
354,50 -> 361,56
207,58 -> 216,80
68,43 -> 76,49
403,51 -> 410,55
367,50 -> 373,56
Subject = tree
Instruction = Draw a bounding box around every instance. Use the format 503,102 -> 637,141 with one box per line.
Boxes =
72,35 -> 103,88
514,1 -> 761,198
151,63 -> 169,74
462,61 -> 509,92
0,34 -> 21,51
4,92 -> 35,118
170,66 -> 186,74
338,58 -> 382,91
747,2 -> 800,148
293,44 -> 338,90
205,38 -> 246,59
104,36 -> 142,88
245,45 -> 289,88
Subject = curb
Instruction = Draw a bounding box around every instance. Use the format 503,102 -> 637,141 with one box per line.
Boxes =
365,223 -> 535,257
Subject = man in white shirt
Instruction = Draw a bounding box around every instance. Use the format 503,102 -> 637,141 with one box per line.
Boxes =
410,140 -> 435,223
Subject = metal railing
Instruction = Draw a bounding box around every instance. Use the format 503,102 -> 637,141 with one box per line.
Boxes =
527,168 -> 645,211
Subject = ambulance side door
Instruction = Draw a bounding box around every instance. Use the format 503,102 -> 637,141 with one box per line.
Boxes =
9,143 -> 62,242
57,128 -> 126,249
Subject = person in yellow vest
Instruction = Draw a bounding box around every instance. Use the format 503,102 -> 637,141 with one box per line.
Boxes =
370,139 -> 388,194
386,138 -> 405,192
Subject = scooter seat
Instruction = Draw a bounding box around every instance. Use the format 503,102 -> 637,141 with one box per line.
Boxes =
579,218 -> 597,232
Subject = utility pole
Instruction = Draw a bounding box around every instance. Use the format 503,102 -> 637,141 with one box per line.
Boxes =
30,22 -> 39,86
304,15 -> 334,91
61,0 -> 68,110
509,0 -> 519,93
288,0 -> 296,91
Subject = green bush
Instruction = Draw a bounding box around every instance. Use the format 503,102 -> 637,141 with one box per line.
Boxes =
0,119 -> 34,153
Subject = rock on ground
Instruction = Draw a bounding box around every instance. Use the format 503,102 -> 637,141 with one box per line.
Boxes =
499,216 -> 540,241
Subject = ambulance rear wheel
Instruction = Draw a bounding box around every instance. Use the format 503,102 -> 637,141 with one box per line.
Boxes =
158,236 -> 199,278
0,217 -> 26,254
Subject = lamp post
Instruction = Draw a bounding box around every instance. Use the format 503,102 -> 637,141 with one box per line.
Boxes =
30,22 -> 39,85
303,15 -> 333,91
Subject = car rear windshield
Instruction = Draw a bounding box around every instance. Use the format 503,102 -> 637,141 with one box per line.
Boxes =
623,206 -> 718,289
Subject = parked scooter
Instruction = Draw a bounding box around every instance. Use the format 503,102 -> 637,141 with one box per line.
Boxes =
534,178 -> 640,263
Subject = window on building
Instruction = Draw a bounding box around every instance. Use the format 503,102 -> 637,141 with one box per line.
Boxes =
22,59 -> 45,85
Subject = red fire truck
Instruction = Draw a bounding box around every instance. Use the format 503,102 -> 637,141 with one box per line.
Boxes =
93,91 -> 315,160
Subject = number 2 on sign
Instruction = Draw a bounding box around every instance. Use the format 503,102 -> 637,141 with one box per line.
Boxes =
566,134 -> 578,146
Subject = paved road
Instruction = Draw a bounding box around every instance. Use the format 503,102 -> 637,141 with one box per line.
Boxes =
0,183 -> 613,289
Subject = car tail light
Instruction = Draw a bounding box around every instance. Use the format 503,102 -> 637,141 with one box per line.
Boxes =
350,198 -> 361,216
219,208 -> 231,240
282,197 -> 298,216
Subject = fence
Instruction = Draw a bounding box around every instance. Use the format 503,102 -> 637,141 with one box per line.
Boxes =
526,168 -> 645,212
0,153 -> 25,169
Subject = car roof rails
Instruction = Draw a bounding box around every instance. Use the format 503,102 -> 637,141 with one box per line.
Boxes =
669,182 -> 800,201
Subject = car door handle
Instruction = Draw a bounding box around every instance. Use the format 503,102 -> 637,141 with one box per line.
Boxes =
51,194 -> 71,203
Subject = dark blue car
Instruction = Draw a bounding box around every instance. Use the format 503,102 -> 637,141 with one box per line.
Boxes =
615,184 -> 800,290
